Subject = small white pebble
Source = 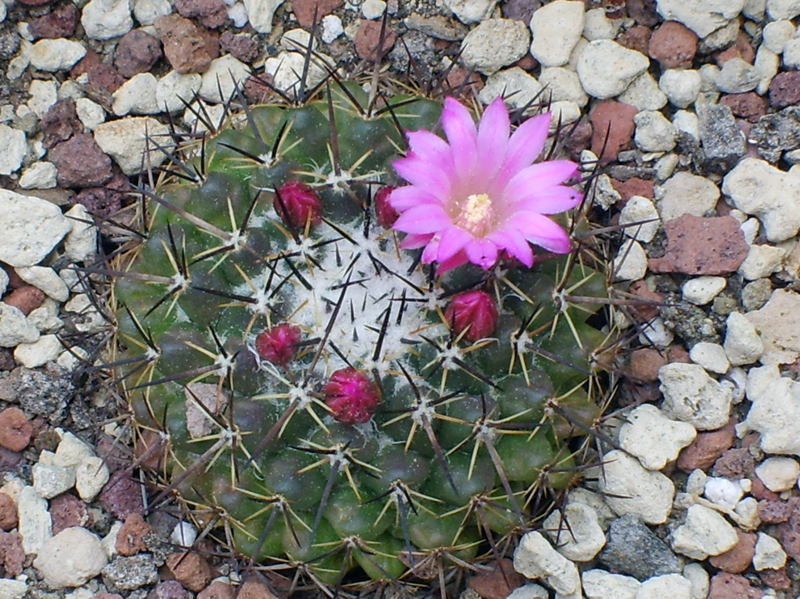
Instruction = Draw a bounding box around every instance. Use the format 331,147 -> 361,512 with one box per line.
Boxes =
171,521 -> 198,547
704,477 -> 744,510
756,456 -> 800,492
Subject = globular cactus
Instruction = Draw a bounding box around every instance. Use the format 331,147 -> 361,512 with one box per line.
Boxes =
109,76 -> 617,590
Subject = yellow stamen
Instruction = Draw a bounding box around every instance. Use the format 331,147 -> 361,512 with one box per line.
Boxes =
454,193 -> 495,236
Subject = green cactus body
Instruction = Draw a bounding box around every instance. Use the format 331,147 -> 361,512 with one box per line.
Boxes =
114,81 -> 612,586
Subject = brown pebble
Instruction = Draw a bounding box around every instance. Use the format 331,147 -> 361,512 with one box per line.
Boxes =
751,478 -> 781,501
116,512 -> 153,556
49,133 -> 114,189
626,280 -> 664,322
99,471 -> 145,519
618,24 -> 651,55
50,493 -> 90,535
648,215 -> 749,276
114,29 -> 163,78
677,417 -> 736,473
29,3 -> 80,39
709,530 -> 756,573
611,177 -> 654,201
197,581 -> 236,599
720,92 -> 767,123
354,19 -> 396,61
758,500 -> 792,524
148,581 -> 192,599
759,568 -> 791,591
716,31 -> 755,66
590,100 -> 638,163
292,0 -> 344,29
627,348 -> 667,383
219,32 -> 258,63
769,71 -> 800,109
4,287 -> 46,316
0,493 -> 18,531
0,531 -> 25,577
154,14 -> 219,74
237,579 -> 280,599
0,407 -> 32,453
40,97 -> 83,149
174,0 -> 228,28
469,558 -> 524,599
707,572 -> 763,599
778,496 -> 800,562
713,447 -> 756,479
648,21 -> 698,69
166,552 -> 213,592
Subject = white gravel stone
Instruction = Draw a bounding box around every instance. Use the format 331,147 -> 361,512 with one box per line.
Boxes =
756,46 -> 780,95
673,110 -> 700,139
321,15 -> 343,43
75,456 -> 110,501
57,346 -> 89,370
29,39 -> 86,71
656,0 -> 745,38
112,73 -> 159,116
658,363 -> 733,430
81,0 -> 133,39
715,57 -> 760,93
171,521 -> 198,546
548,101 -> 581,128
530,1 -> 585,68
724,312 -> 764,366
27,79 -> 58,117
756,456 -> 800,491
733,496 -> 760,531
754,532 -> 787,570
76,97 -> 106,131
671,504 -> 738,559
101,521 -> 123,558
33,459 -> 76,499
583,7 -> 620,41
689,342 -> 730,375
199,54 -> 250,102
242,0 -> 282,32
542,502 -> 606,562
613,239 -> 647,281
281,28 -> 315,52
747,288 -> 800,364
784,39 -> 800,68
617,72 -> 667,111
263,51 -> 328,94
34,527 -> 108,588
19,161 -> 57,189
619,404 -> 696,471
634,110 -> 677,153
739,245 -> 785,280
582,570 -> 640,599
567,488 -> 617,530
513,531 -> 582,597
93,116 -> 170,175
704,477 -> 744,509
659,69 -> 701,108
0,124 -> 27,175
745,375 -> 800,455
576,40 -> 649,100
0,303 -> 40,347
133,0 -> 172,25
15,334 -> 63,369
723,158 -> 800,243
155,70 -> 201,113
461,19 -> 529,75
443,0 -> 496,24
65,204 -> 97,263
18,484 -> 52,554
16,266 -> 70,301
0,580 -> 28,599
598,450 -> 675,524
361,0 -> 385,19
639,316 -> 674,349
0,0 -> 5,23
683,562 -> 710,599
507,584 -> 549,599
28,299 -> 63,334
478,68 -> 543,112
63,293 -> 106,334
227,2 -> 248,27
0,269 -> 7,297
682,276 -> 726,306
538,67 -> 588,107
619,195 -> 659,243
637,574 -> 693,599
763,20 -> 795,54
768,0 -> 800,19
54,431 -> 95,469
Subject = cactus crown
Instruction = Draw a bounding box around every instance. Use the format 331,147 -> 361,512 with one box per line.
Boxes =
108,69 -> 617,592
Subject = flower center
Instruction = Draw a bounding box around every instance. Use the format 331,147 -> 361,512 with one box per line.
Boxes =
453,193 -> 495,237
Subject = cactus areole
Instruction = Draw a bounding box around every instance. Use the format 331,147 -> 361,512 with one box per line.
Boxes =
114,83 -> 612,588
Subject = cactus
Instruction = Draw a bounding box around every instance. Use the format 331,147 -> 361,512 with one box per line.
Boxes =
109,73 -> 617,591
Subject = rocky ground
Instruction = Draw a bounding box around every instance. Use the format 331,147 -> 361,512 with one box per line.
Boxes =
2,0 -> 800,598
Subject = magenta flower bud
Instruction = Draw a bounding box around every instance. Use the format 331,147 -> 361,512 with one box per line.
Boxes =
324,368 -> 380,425
255,323 -> 302,366
375,186 -> 399,229
274,180 -> 323,230
445,290 -> 499,342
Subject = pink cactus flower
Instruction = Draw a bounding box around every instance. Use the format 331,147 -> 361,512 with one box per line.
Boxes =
274,180 -> 323,230
255,323 -> 302,366
445,290 -> 499,342
324,368 -> 380,425
389,97 -> 581,272
374,185 -> 399,229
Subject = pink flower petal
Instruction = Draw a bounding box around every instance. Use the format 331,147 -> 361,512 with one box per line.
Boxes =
464,238 -> 499,269
421,236 -> 440,264
501,160 -> 579,206
476,98 -> 510,180
507,186 -> 583,215
399,232 -> 434,250
393,155 -> 451,197
511,212 -> 572,254
393,204 -> 451,235
442,97 -> 478,184
436,225 -> 473,264
407,130 -> 453,165
487,229 -> 533,267
389,186 -> 442,212
437,250 -> 469,273
501,112 -> 551,176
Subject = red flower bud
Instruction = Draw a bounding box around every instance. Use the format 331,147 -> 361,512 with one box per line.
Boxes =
445,290 -> 499,342
255,323 -> 302,366
324,368 -> 380,425
274,180 -> 323,230
375,186 -> 399,229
